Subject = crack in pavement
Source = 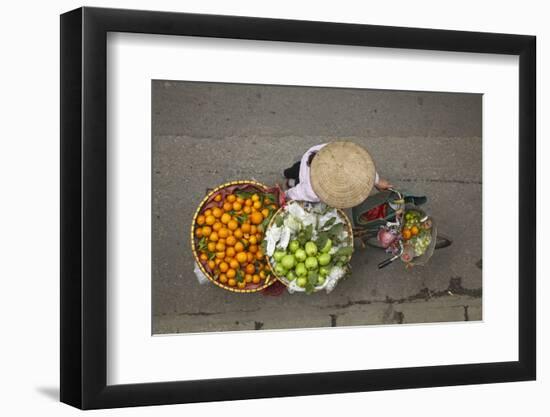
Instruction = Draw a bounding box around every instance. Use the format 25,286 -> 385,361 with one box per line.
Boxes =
322,277 -> 481,310
166,307 -> 262,317
396,178 -> 482,185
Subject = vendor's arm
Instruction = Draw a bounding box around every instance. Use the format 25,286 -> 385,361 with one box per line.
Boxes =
374,173 -> 393,191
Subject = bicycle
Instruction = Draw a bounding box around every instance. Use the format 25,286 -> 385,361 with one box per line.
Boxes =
351,188 -> 453,269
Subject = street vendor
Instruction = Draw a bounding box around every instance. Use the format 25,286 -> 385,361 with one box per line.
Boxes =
284,141 -> 392,209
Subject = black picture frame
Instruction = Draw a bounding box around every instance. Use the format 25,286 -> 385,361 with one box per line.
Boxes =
60,6 -> 536,410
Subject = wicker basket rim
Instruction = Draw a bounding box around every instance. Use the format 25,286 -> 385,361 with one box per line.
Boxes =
190,180 -> 277,293
264,200 -> 354,293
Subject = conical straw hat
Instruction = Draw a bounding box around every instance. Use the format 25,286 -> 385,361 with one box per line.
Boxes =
310,141 -> 376,208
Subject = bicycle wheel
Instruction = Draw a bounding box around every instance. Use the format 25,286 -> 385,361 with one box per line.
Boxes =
366,233 -> 453,250
365,235 -> 386,249
434,233 -> 453,250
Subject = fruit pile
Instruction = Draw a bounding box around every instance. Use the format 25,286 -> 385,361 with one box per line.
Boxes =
193,184 -> 279,291
265,201 -> 353,294
402,210 -> 433,258
271,239 -> 343,290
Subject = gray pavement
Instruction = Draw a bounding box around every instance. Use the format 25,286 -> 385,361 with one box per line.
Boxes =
152,80 -> 482,334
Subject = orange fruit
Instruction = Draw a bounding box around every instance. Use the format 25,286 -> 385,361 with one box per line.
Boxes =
411,226 -> 419,236
207,242 -> 216,252
228,278 -> 236,287
214,258 -> 221,265
212,222 -> 222,231
209,232 -> 219,242
259,270 -> 266,279
205,215 -> 216,226
215,242 -> 225,252
227,220 -> 238,231
402,229 -> 412,240
223,202 -> 232,211
250,212 -> 263,225
219,274 -> 228,284
253,200 -> 262,210
248,235 -> 257,245
201,226 -> 212,237
249,244 -> 258,254
261,208 -> 270,218
207,260 -> 216,270
241,223 -> 251,234
218,228 -> 229,238
232,202 -> 242,211
212,207 -> 222,218
215,251 -> 225,260
196,215 -> 205,225
226,236 -> 237,246
236,197 -> 244,204
250,225 -> 257,234
251,194 -> 260,202
243,206 -> 251,214
226,247 -> 236,258
236,252 -> 247,264
227,269 -> 236,279
234,242 -> 245,253
252,274 -> 261,284
199,253 -> 208,261
237,281 -> 246,289
255,251 -> 263,260
229,259 -> 240,270
247,252 -> 254,262
245,274 -> 253,283
195,228 -> 203,238
226,195 -> 236,203
245,263 -> 255,274
221,213 -> 231,224
245,199 -> 253,207
214,194 -> 222,202
204,209 -> 212,217
233,229 -> 243,239
219,262 -> 229,273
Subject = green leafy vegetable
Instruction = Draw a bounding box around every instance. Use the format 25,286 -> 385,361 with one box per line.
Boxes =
197,237 -> 208,251
263,193 -> 276,203
326,223 -> 344,239
235,213 -> 248,224
315,232 -> 329,252
236,269 -> 245,283
321,217 -> 336,230
304,224 -> 313,241
334,246 -> 353,257
235,190 -> 253,199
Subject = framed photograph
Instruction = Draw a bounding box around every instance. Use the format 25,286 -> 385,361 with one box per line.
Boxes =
60,6 -> 536,409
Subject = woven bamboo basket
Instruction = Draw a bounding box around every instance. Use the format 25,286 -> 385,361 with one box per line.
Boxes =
264,201 -> 354,292
190,180 -> 278,293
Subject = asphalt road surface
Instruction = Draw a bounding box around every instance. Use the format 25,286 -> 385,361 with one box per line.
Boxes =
152,80 -> 482,334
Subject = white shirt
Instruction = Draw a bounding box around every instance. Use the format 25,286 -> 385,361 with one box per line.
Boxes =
285,143 -> 379,203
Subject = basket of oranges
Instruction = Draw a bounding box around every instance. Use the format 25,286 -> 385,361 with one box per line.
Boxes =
191,180 -> 281,293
